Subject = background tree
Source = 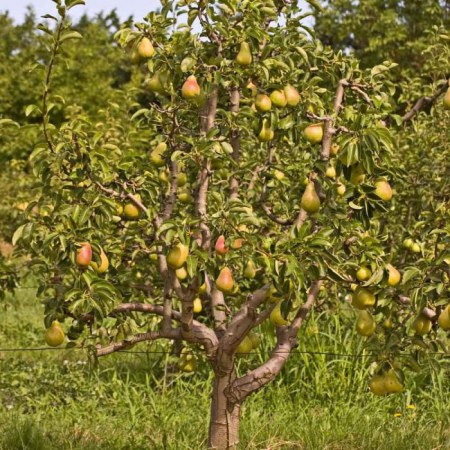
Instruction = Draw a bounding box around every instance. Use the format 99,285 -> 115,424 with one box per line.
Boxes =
10,1 -> 450,449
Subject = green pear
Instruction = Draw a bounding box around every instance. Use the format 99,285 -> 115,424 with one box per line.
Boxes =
301,182 -> 320,213
45,320 -> 65,347
243,260 -> 256,279
145,73 -> 165,94
258,119 -> 274,142
444,87 -> 450,110
355,310 -> 376,336
350,164 -> 365,185
236,42 -> 252,65
270,90 -> 287,107
352,287 -> 376,309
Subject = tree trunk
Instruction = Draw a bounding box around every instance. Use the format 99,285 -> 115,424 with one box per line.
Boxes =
207,371 -> 241,450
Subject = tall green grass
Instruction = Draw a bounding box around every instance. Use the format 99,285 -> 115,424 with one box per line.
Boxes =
0,289 -> 449,449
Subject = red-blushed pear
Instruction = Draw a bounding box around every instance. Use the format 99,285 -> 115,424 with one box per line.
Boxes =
444,87 -> 450,110
137,37 -> 155,59
303,123 -> 323,144
167,242 -> 189,269
76,242 -> 92,268
45,320 -> 65,347
352,287 -> 376,309
215,235 -> 229,255
182,75 -> 201,99
258,119 -> 274,142
374,179 -> 393,201
236,41 -> 252,66
270,90 -> 287,108
412,315 -> 432,336
255,94 -> 272,112
216,267 -> 234,293
91,247 -> 109,274
301,182 -> 320,213
437,305 -> 450,331
284,84 -> 300,107
386,264 -> 401,286
355,310 -> 376,336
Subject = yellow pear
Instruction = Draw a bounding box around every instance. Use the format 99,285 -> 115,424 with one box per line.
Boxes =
236,42 -> 252,65
284,84 -> 300,107
412,316 -> 432,336
123,202 -> 140,219
91,247 -> 109,273
352,287 -> 376,310
255,94 -> 272,112
437,305 -> 450,331
374,179 -> 393,201
177,172 -> 187,187
137,37 -> 155,58
167,242 -> 189,269
176,266 -> 188,281
159,169 -> 169,183
270,90 -> 287,108
411,242 -> 421,253
236,336 -> 253,355
301,182 -> 320,213
303,123 -> 323,144
356,266 -> 372,282
330,143 -> 340,155
325,166 -> 336,179
179,353 -> 197,372
336,183 -> 346,196
444,87 -> 450,110
274,170 -> 285,181
387,265 -> 401,286
182,75 -> 201,99
193,297 -> 202,314
45,320 -> 65,347
258,119 -> 274,142
270,301 -> 289,326
216,267 -> 234,293
356,310 -> 376,336
150,142 -> 167,167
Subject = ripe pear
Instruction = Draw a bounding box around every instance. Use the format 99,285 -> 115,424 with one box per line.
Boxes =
176,266 -> 188,281
255,94 -> 272,112
159,169 -> 169,183
437,305 -> 450,331
248,331 -> 260,349
146,73 -> 165,94
150,142 -> 167,167
167,242 -> 189,269
303,123 -> 323,144
413,316 -> 432,336
236,336 -> 253,355
325,166 -> 336,179
137,37 -> 155,59
177,172 -> 187,187
236,42 -> 252,65
76,242 -> 92,268
244,260 -> 257,279
350,164 -> 365,185
403,238 -> 413,249
274,170 -> 285,181
330,143 -> 340,155
444,87 -> 450,110
123,202 -> 140,219
258,119 -> 275,142
215,235 -> 229,255
411,242 -> 421,253
356,266 -> 372,282
284,84 -> 300,107
178,189 -> 192,204
352,287 -> 376,310
301,182 -> 320,213
45,320 -> 65,347
336,183 -> 346,196
384,369 -> 403,394
91,247 -> 109,273
182,75 -> 201,99
193,297 -> 202,314
216,267 -> 234,293
356,310 -> 376,336
270,90 -> 287,108
374,179 -> 393,201
270,301 -> 289,326
232,238 -> 244,250
387,265 -> 401,286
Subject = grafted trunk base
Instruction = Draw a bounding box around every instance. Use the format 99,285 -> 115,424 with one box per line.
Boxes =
208,373 -> 240,450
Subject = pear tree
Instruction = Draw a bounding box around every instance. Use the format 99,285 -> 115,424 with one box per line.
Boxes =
13,0 -> 450,448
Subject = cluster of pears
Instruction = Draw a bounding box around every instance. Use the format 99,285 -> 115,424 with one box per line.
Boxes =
178,348 -> 197,373
411,304 -> 450,336
76,242 -> 110,273
369,367 -> 404,396
402,238 -> 421,253
352,264 -> 401,337
236,331 -> 260,355
45,320 -> 65,347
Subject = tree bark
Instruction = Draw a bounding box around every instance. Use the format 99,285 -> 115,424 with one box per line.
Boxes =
208,370 -> 241,450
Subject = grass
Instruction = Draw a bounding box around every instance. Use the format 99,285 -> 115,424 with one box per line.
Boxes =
0,288 -> 449,449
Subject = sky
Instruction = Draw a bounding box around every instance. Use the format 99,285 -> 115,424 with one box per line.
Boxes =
1,0 -> 311,23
